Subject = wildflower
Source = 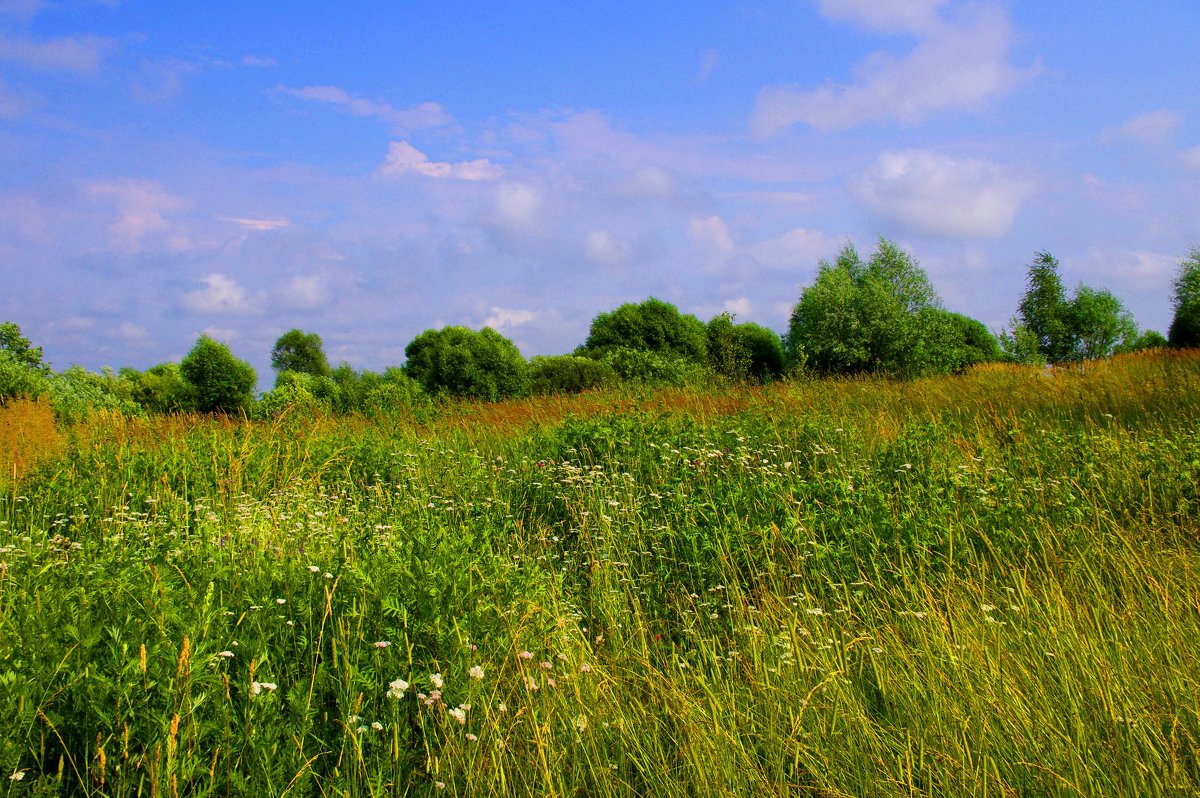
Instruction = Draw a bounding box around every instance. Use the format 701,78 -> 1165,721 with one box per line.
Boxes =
981,604 -> 996,612
575,715 -> 588,732
250,681 -> 277,696
498,702 -> 507,712
547,677 -> 557,688
469,665 -> 485,680
541,661 -> 553,670
308,565 -> 320,573
324,572 -> 333,579
436,783 -> 446,790
580,663 -> 592,673
519,651 -> 534,660
374,641 -> 391,649
525,675 -> 538,691
387,678 -> 409,699
466,733 -> 478,742
805,607 -> 825,616
276,598 -> 286,605
430,672 -> 444,689
449,706 -> 467,724
371,721 -> 383,732
216,650 -> 235,659
10,770 -> 26,781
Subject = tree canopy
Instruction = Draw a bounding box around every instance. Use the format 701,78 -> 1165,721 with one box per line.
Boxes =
579,298 -> 708,363
180,336 -> 257,414
271,329 -> 331,379
1169,247 -> 1200,348
404,326 -> 528,402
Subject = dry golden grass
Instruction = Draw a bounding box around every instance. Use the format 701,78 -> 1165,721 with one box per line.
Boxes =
0,398 -> 61,483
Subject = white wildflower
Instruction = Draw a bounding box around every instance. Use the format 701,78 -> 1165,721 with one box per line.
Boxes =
430,672 -> 443,689
469,665 -> 485,680
387,678 -> 409,699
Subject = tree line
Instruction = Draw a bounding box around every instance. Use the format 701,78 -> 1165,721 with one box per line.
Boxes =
3,241 -> 1199,419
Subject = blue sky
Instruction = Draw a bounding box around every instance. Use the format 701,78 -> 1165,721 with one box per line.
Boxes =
2,0 -> 1198,381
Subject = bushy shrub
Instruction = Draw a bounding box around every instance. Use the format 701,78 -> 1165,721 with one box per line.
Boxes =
580,298 -> 708,363
120,363 -> 190,414
404,326 -> 528,402
0,349 -> 50,403
48,366 -> 140,423
180,336 -> 257,414
1169,247 -> 1200,348
528,355 -> 620,395
598,346 -> 708,387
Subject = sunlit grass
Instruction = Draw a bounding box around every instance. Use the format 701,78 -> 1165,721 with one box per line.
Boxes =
2,351 -> 1199,795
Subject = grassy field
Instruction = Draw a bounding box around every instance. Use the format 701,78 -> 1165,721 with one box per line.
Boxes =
2,351 -> 1199,796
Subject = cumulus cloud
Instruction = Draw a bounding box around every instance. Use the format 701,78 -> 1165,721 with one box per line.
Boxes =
379,141 -> 503,181
482,306 -> 537,332
1109,110 -> 1182,144
87,179 -> 192,253
114,322 -> 148,343
0,32 -> 116,74
1080,248 -> 1180,291
491,183 -> 544,237
689,215 -> 736,258
746,227 -> 843,267
615,166 -> 677,199
276,85 -> 454,133
851,150 -> 1033,239
752,3 -> 1035,134
583,230 -> 630,265
722,297 -> 754,318
282,274 -> 327,309
182,274 -> 261,316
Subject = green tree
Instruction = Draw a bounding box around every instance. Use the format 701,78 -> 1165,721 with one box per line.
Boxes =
706,314 -> 784,383
180,336 -> 257,414
580,298 -> 708,363
271,329 -> 331,380
528,355 -> 619,395
120,363 -> 190,414
1169,246 -> 1200,348
785,239 -> 944,376
1066,285 -> 1138,361
0,321 -> 47,372
1012,252 -> 1072,363
404,326 -> 527,402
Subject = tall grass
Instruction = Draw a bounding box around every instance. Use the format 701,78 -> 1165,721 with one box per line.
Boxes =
2,351 -> 1198,795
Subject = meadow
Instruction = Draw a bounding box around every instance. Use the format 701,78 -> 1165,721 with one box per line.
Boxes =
2,351 -> 1199,797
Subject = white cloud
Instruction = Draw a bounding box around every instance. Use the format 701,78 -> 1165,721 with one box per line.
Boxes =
87,179 -> 191,253
378,141 -> 503,181
222,215 -> 289,231
851,150 -> 1034,239
482,306 -> 537,332
616,166 -> 677,199
584,230 -> 630,265
1110,110 -> 1182,144
241,55 -> 276,68
200,326 -> 240,344
0,32 -> 116,74
182,274 -> 260,316
723,297 -> 754,318
816,0 -> 950,34
752,3 -> 1034,134
276,85 -> 454,132
1079,248 -> 1179,291
282,274 -> 327,309
1181,145 -> 1200,171
689,215 -> 736,257
491,183 -> 544,236
114,322 -> 148,343
747,227 -> 843,267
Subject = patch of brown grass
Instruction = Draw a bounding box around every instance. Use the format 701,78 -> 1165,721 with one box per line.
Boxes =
0,398 -> 61,483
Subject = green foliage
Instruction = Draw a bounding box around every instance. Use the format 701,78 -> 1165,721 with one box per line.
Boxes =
706,314 -> 785,383
270,328 -> 331,379
597,346 -> 709,386
1014,252 -> 1073,363
528,355 -> 620,395
580,297 -> 708,363
404,326 -> 528,402
1169,246 -> 1200,348
0,321 -> 47,372
180,335 -> 257,414
47,365 -> 140,423
0,349 -> 50,402
1009,253 -> 1140,363
120,363 -> 190,414
785,239 -> 948,377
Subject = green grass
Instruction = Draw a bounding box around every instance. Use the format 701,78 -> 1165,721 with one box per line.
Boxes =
2,351 -> 1199,796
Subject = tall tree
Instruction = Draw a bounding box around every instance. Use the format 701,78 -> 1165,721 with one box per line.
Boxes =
1169,246 -> 1200,348
579,298 -> 708,363
404,326 -> 527,402
181,336 -> 257,413
1067,286 -> 1138,361
1015,252 -> 1072,363
271,329 -> 331,379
